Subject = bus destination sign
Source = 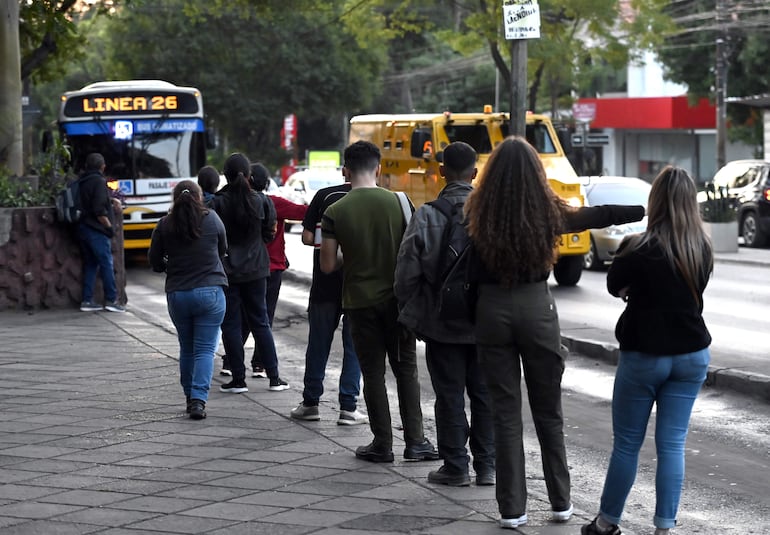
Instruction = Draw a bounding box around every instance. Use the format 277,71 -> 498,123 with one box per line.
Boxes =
63,91 -> 199,117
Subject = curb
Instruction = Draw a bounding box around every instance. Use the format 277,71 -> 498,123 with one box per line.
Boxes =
284,269 -> 770,404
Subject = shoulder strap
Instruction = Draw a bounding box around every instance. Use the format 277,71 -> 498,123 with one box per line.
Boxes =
394,191 -> 412,225
426,196 -> 465,287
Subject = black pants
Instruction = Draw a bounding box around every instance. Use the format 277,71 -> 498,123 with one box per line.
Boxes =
346,297 -> 425,450
425,339 -> 495,475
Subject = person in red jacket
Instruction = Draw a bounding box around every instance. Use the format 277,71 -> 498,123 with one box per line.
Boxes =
249,163 -> 308,376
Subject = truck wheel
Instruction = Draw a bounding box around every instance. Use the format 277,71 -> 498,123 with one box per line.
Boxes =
553,255 -> 583,286
742,212 -> 767,248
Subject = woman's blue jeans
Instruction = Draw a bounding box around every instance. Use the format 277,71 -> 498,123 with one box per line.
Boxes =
167,286 -> 226,402
599,348 -> 710,529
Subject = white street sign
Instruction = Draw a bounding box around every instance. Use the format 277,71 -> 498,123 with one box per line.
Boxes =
504,0 -> 541,40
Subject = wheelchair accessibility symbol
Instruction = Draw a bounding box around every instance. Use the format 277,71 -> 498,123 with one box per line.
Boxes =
118,180 -> 133,195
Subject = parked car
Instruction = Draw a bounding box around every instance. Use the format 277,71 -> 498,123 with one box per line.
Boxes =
279,167 -> 345,231
706,160 -> 770,248
581,176 -> 650,270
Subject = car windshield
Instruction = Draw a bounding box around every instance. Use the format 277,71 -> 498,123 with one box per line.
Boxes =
586,181 -> 650,207
308,176 -> 343,190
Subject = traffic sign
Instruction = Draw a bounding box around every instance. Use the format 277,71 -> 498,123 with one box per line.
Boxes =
503,0 -> 541,40
572,102 -> 596,122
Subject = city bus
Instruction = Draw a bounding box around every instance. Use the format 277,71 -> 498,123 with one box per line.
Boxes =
58,80 -> 210,249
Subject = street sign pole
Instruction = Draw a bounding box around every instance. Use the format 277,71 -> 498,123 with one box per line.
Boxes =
503,0 -> 540,137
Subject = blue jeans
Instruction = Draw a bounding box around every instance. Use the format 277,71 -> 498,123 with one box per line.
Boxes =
302,300 -> 361,412
222,278 -> 279,382
599,348 -> 710,529
167,286 -> 226,402
77,223 -> 117,303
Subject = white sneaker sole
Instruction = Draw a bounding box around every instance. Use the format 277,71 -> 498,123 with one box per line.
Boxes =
500,514 -> 527,529
552,504 -> 573,522
337,417 -> 368,426
220,386 -> 248,393
268,384 -> 290,392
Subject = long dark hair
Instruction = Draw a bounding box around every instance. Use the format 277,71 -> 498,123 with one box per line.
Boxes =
465,136 -> 566,286
221,153 -> 260,243
166,180 -> 205,243
617,165 -> 713,305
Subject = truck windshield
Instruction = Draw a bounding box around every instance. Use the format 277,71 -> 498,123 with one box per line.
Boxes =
501,122 -> 557,154
441,124 -> 493,154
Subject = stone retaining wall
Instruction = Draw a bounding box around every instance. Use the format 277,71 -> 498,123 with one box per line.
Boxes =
0,207 -> 126,310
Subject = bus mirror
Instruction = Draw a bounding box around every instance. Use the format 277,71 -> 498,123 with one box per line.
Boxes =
205,129 -> 217,150
410,129 -> 433,160
557,128 -> 572,154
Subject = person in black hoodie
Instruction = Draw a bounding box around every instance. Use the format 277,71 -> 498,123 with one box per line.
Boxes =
209,153 -> 289,393
77,153 -> 124,313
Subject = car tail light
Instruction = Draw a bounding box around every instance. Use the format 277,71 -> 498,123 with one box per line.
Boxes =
764,188 -> 770,202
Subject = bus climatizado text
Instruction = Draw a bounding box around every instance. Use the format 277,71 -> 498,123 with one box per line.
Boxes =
58,80 -> 212,250
348,107 -> 589,286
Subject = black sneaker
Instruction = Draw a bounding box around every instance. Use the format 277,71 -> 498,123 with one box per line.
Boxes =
252,366 -> 267,378
219,380 -> 248,393
403,438 -> 440,461
355,442 -> 394,463
475,470 -> 496,486
268,377 -> 290,391
189,399 -> 206,420
581,517 -> 622,535
428,465 -> 471,486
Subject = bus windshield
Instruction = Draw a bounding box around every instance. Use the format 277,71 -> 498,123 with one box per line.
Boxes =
65,130 -> 201,180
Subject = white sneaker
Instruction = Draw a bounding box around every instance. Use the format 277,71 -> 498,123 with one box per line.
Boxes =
337,409 -> 368,426
500,514 -> 527,529
290,403 -> 320,421
552,504 -> 573,522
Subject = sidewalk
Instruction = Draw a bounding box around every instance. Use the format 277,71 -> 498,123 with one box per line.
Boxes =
0,308 -> 592,535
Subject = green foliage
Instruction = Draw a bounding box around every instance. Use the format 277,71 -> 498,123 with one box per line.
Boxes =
701,182 -> 738,223
0,137 -> 72,208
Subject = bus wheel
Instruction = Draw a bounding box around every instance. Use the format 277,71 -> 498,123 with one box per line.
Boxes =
553,255 -> 583,286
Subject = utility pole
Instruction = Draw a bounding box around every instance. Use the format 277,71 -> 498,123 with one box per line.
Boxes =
509,39 -> 527,136
715,0 -> 727,170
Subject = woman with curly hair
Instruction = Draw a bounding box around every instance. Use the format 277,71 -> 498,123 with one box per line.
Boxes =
582,167 -> 712,535
148,180 -> 228,420
464,136 -> 644,529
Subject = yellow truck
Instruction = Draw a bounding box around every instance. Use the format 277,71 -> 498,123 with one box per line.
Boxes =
348,108 -> 590,286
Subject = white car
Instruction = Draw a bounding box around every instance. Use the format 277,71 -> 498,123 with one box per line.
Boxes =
279,167 -> 345,231
581,176 -> 650,270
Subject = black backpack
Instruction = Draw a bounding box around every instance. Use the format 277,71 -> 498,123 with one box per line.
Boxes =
426,196 -> 478,323
55,177 -> 84,224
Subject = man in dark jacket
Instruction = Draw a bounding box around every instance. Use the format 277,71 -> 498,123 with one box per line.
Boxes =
77,153 -> 124,313
394,141 -> 495,486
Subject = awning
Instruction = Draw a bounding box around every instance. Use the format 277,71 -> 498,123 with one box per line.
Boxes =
576,96 -> 715,129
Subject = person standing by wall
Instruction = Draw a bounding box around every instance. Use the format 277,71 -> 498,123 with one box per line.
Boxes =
320,140 -> 438,463
148,180 -> 228,420
463,136 -> 645,529
77,152 -> 124,313
209,153 -> 289,393
582,166 -> 713,535
290,177 -> 366,426
394,141 -> 495,486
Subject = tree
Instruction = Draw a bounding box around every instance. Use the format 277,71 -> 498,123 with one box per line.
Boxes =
657,0 -> 770,149
1,1 -> 23,175
1,1 -> 118,175
102,0 -> 387,166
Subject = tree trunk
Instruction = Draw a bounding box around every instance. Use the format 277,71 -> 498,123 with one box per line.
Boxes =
0,1 -> 23,175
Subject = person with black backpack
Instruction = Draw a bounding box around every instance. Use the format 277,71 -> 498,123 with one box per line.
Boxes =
76,153 -> 125,313
394,142 -> 495,487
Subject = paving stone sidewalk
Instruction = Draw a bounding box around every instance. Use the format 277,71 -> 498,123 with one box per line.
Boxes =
0,308 -> 599,535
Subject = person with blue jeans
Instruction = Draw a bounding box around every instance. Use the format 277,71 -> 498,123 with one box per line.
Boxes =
290,181 -> 365,425
149,180 -> 228,420
76,152 -> 124,313
583,166 -> 713,535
